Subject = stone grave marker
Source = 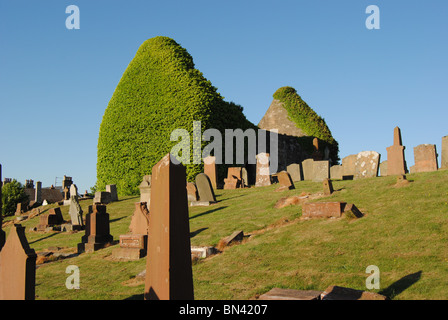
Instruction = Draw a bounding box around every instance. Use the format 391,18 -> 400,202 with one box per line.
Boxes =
204,156 -> 217,190
386,126 -> 407,175
77,204 -> 114,253
323,178 -> 334,196
139,175 -> 151,204
195,173 -> 216,204
241,167 -> 249,188
144,153 -> 194,300
35,181 -> 42,204
379,160 -> 388,176
330,165 -> 343,180
313,160 -> 330,182
255,153 -> 271,187
35,207 -> 64,232
342,154 -> 357,179
106,184 -> 118,202
410,144 -> 438,173
287,163 -> 302,182
354,151 -> 380,179
0,224 -> 37,300
93,191 -> 112,204
301,159 -> 314,181
69,184 -> 84,228
186,182 -> 199,202
276,171 -> 295,191
302,202 -> 346,219
224,167 -> 242,189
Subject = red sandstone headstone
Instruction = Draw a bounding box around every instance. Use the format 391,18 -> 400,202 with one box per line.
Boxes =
129,202 -> 150,235
302,202 -> 346,219
204,156 -> 217,190
410,144 -> 438,173
77,204 -> 113,253
386,127 -> 407,175
323,179 -> 334,196
276,171 -> 295,191
186,182 -> 199,202
144,154 -> 194,300
255,153 -> 271,187
223,167 -> 242,189
0,224 -> 37,300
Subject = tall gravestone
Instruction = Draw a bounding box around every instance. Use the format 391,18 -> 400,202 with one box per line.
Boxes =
0,164 -> 5,250
301,159 -> 314,181
386,127 -> 407,175
204,156 -> 217,190
77,204 -> 113,253
195,173 -> 216,203
35,181 -> 42,204
69,184 -> 83,228
0,224 -> 37,300
144,154 -> 194,300
287,163 -> 302,182
442,136 -> 448,169
255,153 -> 271,187
410,144 -> 438,173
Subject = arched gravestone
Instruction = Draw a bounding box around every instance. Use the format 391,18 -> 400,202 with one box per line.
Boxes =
195,173 -> 216,203
144,154 -> 194,300
0,224 -> 37,300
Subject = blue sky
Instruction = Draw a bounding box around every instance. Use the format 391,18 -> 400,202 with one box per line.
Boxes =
1,0 -> 447,192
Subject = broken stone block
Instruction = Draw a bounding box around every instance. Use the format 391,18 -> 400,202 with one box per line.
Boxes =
323,178 -> 334,196
302,202 -> 346,219
259,288 -> 322,300
343,203 -> 364,219
217,230 -> 244,251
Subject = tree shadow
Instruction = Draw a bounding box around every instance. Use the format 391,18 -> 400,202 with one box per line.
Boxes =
189,206 -> 227,220
190,227 -> 208,238
109,216 -> 127,223
29,232 -> 59,245
379,271 -> 422,299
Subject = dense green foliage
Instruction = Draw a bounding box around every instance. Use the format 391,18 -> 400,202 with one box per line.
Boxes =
1,179 -> 28,216
273,86 -> 340,164
97,36 -> 255,195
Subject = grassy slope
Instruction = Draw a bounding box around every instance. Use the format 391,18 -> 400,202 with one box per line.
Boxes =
2,170 -> 448,300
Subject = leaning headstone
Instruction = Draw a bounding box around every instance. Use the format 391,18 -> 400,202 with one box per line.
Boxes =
276,171 -> 295,191
386,126 -> 407,175
410,144 -> 438,173
301,159 -> 314,181
138,175 -> 151,204
186,182 -> 199,202
77,204 -> 113,253
195,173 -> 216,203
204,156 -> 217,190
342,154 -> 357,179
255,153 -> 271,187
93,191 -> 112,204
144,153 -> 194,300
330,165 -> 343,180
287,163 -> 302,182
354,151 -> 380,179
0,224 -> 37,300
216,230 -> 244,251
106,184 -> 118,202
69,184 -> 84,228
323,179 -> 334,196
379,160 -> 388,176
0,164 -> 4,250
343,203 -> 364,219
442,136 -> 448,169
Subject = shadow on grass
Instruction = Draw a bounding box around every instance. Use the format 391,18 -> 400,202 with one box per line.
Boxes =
29,232 -> 59,245
379,271 -> 422,299
125,294 -> 144,300
110,216 -> 127,223
189,206 -> 227,220
190,227 -> 208,238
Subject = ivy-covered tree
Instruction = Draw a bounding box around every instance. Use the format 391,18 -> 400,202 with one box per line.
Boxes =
97,36 -> 255,195
1,179 -> 29,217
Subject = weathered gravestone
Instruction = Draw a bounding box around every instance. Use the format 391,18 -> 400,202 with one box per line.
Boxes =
15,203 -> 23,217
442,136 -> 448,169
0,224 -> 37,300
255,153 -> 271,187
301,159 -> 314,181
379,160 -> 388,176
410,144 -> 438,173
342,154 -> 357,179
323,179 -> 334,196
69,184 -> 83,229
313,160 -> 330,182
36,207 -> 64,232
186,182 -> 199,202
204,156 -> 217,190
0,164 -> 4,250
386,126 -> 407,175
276,171 -> 295,191
302,202 -> 346,219
241,167 -> 249,188
93,191 -> 112,204
139,175 -> 151,204
195,173 -> 216,204
144,153 -> 194,300
77,204 -> 114,253
354,151 -> 380,179
112,202 -> 149,260
330,165 -> 343,180
287,163 -> 302,182
223,167 -> 242,190
106,184 -> 118,202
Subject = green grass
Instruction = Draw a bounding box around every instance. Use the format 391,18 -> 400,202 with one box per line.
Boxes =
2,170 -> 448,300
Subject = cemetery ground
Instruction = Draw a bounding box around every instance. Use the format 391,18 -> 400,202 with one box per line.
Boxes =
2,170 -> 448,300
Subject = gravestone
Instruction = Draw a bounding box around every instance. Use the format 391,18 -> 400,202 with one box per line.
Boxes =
379,160 -> 388,176
312,138 -> 323,160
77,204 -> 113,253
36,207 -> 64,231
241,167 -> 249,188
255,153 -> 271,187
69,184 -> 83,228
62,176 -> 73,193
410,144 -> 438,173
330,165 -> 343,180
302,202 -> 346,219
224,167 -> 242,190
186,182 -> 199,202
63,187 -> 70,200
93,191 -> 112,204
195,173 -> 216,203
0,224 -> 37,300
386,127 -> 407,175
139,175 -> 151,204
144,154 -> 194,300
354,151 -> 380,179
287,163 -> 302,182
204,156 -> 217,190
276,171 -> 295,191
0,164 -> 4,250
313,160 -> 330,182
112,202 -> 149,260
217,230 -> 244,251
106,184 -> 118,202
15,202 -> 23,217
442,136 -> 448,169
301,159 -> 314,181
342,154 -> 357,179
323,179 -> 334,196
35,181 -> 42,204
